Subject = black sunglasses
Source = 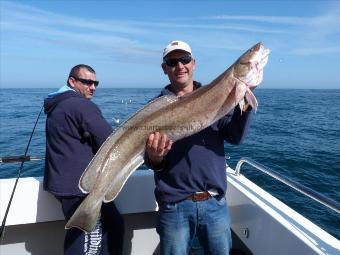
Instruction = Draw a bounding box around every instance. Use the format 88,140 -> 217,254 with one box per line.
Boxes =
164,55 -> 192,67
72,76 -> 99,87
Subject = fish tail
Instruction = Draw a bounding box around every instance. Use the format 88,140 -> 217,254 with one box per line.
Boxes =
65,194 -> 102,233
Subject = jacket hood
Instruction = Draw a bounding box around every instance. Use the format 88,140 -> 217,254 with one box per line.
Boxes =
44,90 -> 81,114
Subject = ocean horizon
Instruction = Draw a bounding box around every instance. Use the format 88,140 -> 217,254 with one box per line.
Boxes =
1,87 -> 340,90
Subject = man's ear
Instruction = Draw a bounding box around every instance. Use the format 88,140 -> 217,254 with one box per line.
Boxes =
68,77 -> 76,88
161,63 -> 167,75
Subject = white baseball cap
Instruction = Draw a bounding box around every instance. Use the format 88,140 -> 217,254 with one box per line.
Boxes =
163,40 -> 192,58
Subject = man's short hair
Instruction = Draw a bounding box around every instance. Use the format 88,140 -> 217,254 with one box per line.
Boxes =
67,64 -> 96,85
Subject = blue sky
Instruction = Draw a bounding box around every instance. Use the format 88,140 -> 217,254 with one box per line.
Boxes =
1,0 -> 339,89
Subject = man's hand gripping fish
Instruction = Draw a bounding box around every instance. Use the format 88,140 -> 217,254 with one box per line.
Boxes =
66,42 -> 270,232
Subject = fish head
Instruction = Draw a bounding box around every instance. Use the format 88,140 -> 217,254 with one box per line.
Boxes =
234,42 -> 270,89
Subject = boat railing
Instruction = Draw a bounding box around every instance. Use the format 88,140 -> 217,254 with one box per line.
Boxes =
234,157 -> 340,214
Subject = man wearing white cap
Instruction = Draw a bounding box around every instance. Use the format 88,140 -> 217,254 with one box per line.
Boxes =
145,40 -> 253,254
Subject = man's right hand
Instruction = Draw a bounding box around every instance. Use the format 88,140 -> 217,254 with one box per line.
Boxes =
146,132 -> 173,166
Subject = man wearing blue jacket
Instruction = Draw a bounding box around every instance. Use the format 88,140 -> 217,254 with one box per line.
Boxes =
145,41 -> 253,254
44,64 -> 124,255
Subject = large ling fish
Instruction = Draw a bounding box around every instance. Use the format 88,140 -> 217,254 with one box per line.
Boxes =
66,42 -> 270,232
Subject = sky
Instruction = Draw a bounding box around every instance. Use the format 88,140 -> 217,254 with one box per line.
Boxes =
0,0 -> 340,89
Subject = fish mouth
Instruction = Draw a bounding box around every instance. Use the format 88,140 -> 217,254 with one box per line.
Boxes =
262,51 -> 270,60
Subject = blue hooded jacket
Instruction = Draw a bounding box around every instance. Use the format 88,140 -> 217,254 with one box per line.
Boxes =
145,82 -> 252,204
44,89 -> 112,196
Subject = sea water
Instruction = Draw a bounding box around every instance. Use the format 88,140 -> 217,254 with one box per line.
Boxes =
0,88 -> 339,239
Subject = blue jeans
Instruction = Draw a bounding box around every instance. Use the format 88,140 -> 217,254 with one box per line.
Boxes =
156,196 -> 232,255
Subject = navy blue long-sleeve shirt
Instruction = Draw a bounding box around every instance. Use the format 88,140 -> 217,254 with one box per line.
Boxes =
44,90 -> 113,196
145,82 -> 252,204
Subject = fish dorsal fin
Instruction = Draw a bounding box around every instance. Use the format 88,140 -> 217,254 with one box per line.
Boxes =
79,95 -> 178,193
104,154 -> 144,202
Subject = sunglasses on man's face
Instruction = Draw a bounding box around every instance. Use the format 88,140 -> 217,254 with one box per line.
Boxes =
72,76 -> 99,87
164,55 -> 192,67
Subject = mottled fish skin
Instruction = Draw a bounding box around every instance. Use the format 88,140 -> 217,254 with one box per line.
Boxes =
65,42 -> 270,232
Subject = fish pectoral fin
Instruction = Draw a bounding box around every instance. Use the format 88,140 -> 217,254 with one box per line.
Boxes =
104,155 -> 144,202
244,88 -> 258,112
65,195 -> 102,233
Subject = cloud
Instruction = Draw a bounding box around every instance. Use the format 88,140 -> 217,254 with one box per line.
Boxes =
207,15 -> 312,26
199,3 -> 340,56
1,1 -> 146,35
1,1 -> 160,60
1,0 -> 340,59
293,46 -> 340,55
135,21 -> 293,34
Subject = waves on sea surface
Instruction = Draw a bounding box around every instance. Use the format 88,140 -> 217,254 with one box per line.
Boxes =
0,88 -> 339,239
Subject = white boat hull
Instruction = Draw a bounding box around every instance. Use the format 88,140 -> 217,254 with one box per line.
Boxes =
1,168 -> 339,254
